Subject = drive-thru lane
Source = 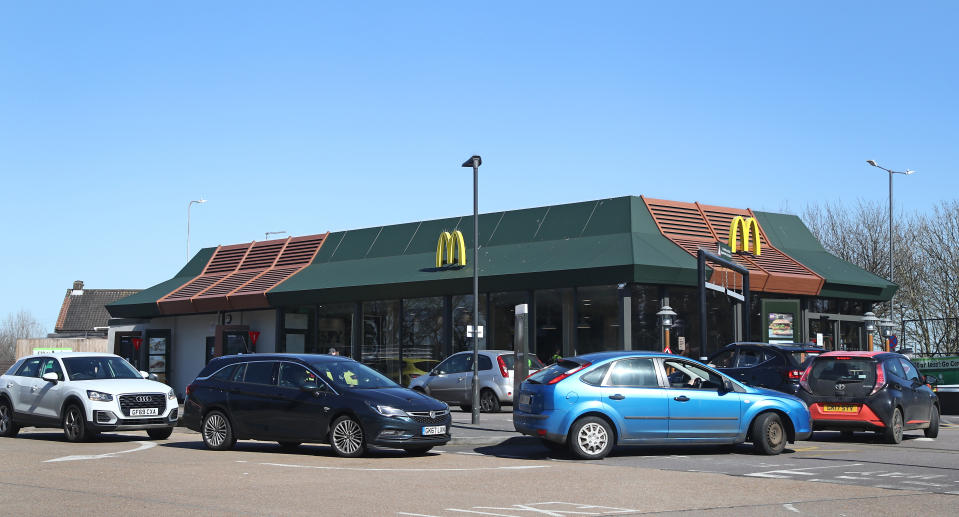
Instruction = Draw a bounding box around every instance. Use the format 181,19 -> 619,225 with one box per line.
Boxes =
1,427 -> 957,516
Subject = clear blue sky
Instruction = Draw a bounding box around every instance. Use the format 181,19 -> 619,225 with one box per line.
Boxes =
1,1 -> 955,333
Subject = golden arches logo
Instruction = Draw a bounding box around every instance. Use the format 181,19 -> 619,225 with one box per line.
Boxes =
728,216 -> 761,256
436,230 -> 466,267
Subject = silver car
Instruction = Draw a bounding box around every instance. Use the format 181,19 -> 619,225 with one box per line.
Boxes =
407,350 -> 544,412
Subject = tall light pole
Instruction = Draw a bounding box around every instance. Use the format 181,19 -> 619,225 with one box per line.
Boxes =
866,160 -> 914,330
462,155 -> 482,424
265,231 -> 287,241
187,198 -> 207,261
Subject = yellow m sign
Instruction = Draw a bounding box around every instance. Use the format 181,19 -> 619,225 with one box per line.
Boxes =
728,216 -> 761,256
436,230 -> 467,267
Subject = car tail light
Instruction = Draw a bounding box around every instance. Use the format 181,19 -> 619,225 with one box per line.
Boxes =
185,383 -> 194,396
799,365 -> 812,393
787,369 -> 803,380
409,374 -> 420,380
497,355 -> 509,378
869,362 -> 886,396
547,362 -> 592,385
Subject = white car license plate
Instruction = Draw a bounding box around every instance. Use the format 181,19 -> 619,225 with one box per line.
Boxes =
130,408 -> 159,416
421,425 -> 445,436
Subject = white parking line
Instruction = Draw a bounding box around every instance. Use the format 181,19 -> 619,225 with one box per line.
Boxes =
745,464 -> 861,479
44,441 -> 157,463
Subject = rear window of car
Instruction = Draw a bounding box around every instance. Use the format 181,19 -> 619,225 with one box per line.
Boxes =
810,357 -> 876,383
499,354 -> 545,371
526,360 -> 582,384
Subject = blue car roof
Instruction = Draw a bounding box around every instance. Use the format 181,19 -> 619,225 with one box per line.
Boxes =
573,351 -> 687,363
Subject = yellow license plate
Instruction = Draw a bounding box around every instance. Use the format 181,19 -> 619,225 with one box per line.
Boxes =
822,404 -> 859,413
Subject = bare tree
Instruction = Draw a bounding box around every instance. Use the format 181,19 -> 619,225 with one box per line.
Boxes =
0,310 -> 46,363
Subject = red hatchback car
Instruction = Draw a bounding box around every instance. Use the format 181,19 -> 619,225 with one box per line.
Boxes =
797,351 -> 940,443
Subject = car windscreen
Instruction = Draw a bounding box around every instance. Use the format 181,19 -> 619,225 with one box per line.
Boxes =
499,354 -> 546,371
525,360 -> 582,384
63,356 -> 142,380
308,359 -> 399,389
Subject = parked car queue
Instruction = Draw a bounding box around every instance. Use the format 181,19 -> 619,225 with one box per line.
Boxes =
0,348 -> 941,460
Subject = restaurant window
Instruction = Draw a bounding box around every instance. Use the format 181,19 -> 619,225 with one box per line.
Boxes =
667,287 -> 736,360
628,284 -> 659,351
574,285 -> 619,356
401,297 -> 444,385
489,291 -> 529,351
144,329 -> 171,385
362,300 -> 401,382
534,288 -> 569,364
318,303 -> 353,357
281,306 -> 315,354
452,294 -> 488,354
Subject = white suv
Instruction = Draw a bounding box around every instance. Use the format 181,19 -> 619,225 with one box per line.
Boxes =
0,352 -> 178,442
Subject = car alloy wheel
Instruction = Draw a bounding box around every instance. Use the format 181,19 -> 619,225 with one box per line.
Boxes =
63,405 -> 88,442
0,401 -> 18,437
330,416 -> 366,457
202,411 -> 234,451
569,416 -> 613,460
884,408 -> 903,444
480,389 -> 500,413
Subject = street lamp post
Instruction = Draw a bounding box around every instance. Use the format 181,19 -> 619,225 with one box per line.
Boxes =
866,160 -> 914,330
462,155 -> 482,424
187,198 -> 207,261
863,311 -> 878,351
265,231 -> 287,241
657,305 -> 677,353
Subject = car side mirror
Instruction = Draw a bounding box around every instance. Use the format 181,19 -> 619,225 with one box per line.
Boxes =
42,372 -> 59,383
924,375 -> 939,385
720,378 -> 734,394
140,370 -> 150,379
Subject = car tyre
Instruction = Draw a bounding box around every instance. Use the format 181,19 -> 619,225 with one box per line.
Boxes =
147,427 -> 174,440
201,410 -> 236,451
751,412 -> 786,455
924,406 -> 940,439
403,446 -> 433,456
569,416 -> 613,460
63,404 -> 91,442
480,389 -> 501,413
0,398 -> 19,438
883,408 -> 904,444
329,415 -> 366,458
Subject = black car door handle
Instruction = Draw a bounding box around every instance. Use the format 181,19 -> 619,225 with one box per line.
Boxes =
608,394 -> 625,400
673,395 -> 690,402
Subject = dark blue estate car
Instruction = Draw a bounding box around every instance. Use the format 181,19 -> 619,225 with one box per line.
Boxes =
514,352 -> 812,459
182,354 -> 451,457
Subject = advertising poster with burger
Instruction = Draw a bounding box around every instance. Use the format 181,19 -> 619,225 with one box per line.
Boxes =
768,313 -> 794,343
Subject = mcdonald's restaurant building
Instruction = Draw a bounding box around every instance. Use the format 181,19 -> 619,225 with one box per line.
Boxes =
106,196 -> 895,397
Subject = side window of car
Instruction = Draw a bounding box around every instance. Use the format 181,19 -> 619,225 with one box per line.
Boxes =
709,349 -> 736,368
580,364 -> 610,386
16,358 -> 43,377
243,362 -> 276,385
664,359 -> 723,390
447,354 -> 469,374
230,363 -> 247,382
39,358 -> 64,380
606,358 -> 659,388
884,358 -> 905,379
211,364 -> 237,381
899,359 -> 921,383
737,349 -> 765,367
278,363 -> 319,389
478,355 -> 493,371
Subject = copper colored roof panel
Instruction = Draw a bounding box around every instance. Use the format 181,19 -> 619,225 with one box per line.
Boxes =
157,233 -> 328,314
643,197 -> 823,295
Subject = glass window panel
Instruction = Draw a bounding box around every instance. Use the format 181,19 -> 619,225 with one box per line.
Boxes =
534,288 -> 568,364
629,284 -> 660,351
285,334 -> 305,354
401,297 -> 444,385
243,361 -> 275,385
318,303 -> 354,357
489,291 -> 529,350
281,306 -> 315,353
452,294 -> 487,354
575,285 -> 619,356
606,358 -> 659,388
363,300 -> 401,382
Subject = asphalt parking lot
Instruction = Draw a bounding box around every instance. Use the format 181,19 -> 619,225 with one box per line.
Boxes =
0,412 -> 957,516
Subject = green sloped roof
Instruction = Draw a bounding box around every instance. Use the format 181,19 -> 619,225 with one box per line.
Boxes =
106,248 -> 216,318
753,211 -> 897,300
268,197 -> 699,305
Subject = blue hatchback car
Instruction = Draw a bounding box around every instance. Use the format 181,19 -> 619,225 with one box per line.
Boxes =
514,352 -> 812,459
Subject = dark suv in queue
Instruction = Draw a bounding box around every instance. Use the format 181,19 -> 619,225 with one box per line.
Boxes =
182,354 -> 451,457
797,351 -> 940,443
706,342 -> 823,395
